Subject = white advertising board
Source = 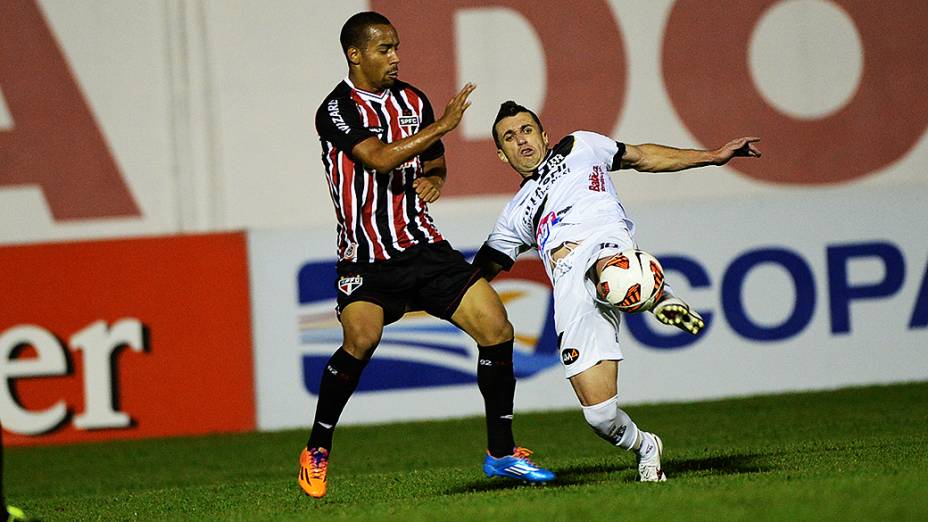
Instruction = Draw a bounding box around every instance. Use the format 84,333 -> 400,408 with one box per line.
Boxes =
249,184 -> 928,430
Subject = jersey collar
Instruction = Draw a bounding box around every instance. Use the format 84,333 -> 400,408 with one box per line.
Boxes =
344,76 -> 389,101
519,149 -> 554,187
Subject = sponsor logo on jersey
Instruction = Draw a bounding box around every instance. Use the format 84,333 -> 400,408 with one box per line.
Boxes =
561,347 -> 580,365
337,275 -> 363,295
589,165 -> 606,192
327,99 -> 351,134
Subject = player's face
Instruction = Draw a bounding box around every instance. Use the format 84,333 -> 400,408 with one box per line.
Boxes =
354,24 -> 400,91
495,112 -> 549,175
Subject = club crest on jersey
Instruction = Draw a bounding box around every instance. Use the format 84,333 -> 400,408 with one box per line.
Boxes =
561,347 -> 580,365
398,116 -> 419,127
338,275 -> 363,296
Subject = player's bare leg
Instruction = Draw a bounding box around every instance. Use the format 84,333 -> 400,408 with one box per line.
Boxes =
452,279 -> 555,483
570,360 -> 666,482
339,301 -> 385,360
452,278 -> 513,347
300,301 -> 385,498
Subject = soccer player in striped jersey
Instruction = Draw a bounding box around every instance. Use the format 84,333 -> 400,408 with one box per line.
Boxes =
474,101 -> 760,482
299,13 -> 554,498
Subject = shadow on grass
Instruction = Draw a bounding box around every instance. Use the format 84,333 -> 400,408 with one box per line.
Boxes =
446,461 -> 632,494
445,452 -> 771,493
667,453 -> 772,479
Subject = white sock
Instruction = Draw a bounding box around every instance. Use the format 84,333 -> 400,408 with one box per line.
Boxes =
637,432 -> 657,459
581,395 -> 640,450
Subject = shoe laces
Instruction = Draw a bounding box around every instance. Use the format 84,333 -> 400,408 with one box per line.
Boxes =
308,448 -> 329,479
512,447 -> 538,465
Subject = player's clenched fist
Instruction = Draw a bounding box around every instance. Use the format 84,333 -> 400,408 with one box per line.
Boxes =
413,175 -> 443,203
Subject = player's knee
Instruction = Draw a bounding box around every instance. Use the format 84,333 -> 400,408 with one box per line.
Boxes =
478,315 -> 513,346
582,396 -> 617,441
342,326 -> 381,360
581,396 -> 639,450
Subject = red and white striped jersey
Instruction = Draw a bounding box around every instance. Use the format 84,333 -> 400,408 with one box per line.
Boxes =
315,77 -> 445,263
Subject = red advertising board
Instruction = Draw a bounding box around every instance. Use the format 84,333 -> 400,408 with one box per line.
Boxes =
0,232 -> 255,445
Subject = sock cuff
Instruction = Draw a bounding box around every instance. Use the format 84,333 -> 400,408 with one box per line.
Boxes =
330,347 -> 367,374
477,339 -> 514,362
581,395 -> 619,413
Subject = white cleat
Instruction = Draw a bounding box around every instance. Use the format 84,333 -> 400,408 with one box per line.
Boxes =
637,432 -> 667,482
653,296 -> 705,335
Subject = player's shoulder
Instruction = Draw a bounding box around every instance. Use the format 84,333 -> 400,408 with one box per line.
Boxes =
569,129 -> 611,145
318,81 -> 352,106
316,81 -> 354,117
550,134 -> 577,157
568,130 -> 623,158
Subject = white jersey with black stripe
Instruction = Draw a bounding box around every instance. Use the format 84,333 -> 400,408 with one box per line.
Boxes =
482,130 -> 637,283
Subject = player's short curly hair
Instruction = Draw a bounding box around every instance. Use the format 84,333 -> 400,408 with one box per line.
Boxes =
340,11 -> 392,57
492,101 -> 544,148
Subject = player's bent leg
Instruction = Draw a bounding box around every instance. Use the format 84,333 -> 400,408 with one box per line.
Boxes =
653,292 -> 705,336
453,279 -> 517,456
300,301 -> 385,498
452,279 -> 555,483
570,361 -> 666,482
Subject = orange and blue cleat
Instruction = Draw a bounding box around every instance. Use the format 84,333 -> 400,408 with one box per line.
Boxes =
483,446 -> 556,483
298,447 -> 329,498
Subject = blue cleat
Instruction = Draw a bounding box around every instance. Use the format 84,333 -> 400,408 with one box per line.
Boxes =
483,447 -> 556,483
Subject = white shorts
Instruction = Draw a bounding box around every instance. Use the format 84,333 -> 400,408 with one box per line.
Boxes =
552,231 -> 636,379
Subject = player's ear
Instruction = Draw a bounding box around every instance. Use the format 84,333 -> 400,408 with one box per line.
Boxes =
496,148 -> 510,164
346,46 -> 362,66
542,131 -> 549,148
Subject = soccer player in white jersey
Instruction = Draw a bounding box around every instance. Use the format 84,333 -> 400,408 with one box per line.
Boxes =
473,101 -> 761,482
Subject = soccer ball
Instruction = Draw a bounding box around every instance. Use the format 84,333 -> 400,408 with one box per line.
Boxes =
596,250 -> 665,313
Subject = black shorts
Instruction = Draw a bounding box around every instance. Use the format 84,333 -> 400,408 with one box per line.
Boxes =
335,241 -> 482,325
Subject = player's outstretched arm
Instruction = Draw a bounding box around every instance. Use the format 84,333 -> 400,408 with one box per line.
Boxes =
351,83 -> 476,173
621,137 -> 761,173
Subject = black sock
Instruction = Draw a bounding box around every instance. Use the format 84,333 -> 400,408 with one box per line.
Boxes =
307,348 -> 367,453
477,340 -> 517,457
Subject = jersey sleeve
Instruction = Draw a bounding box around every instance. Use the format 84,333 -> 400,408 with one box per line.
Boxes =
315,96 -> 377,154
474,205 -> 529,271
417,91 -> 445,162
573,130 -> 626,171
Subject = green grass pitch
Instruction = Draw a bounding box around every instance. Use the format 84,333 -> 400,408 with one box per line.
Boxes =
6,382 -> 928,521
